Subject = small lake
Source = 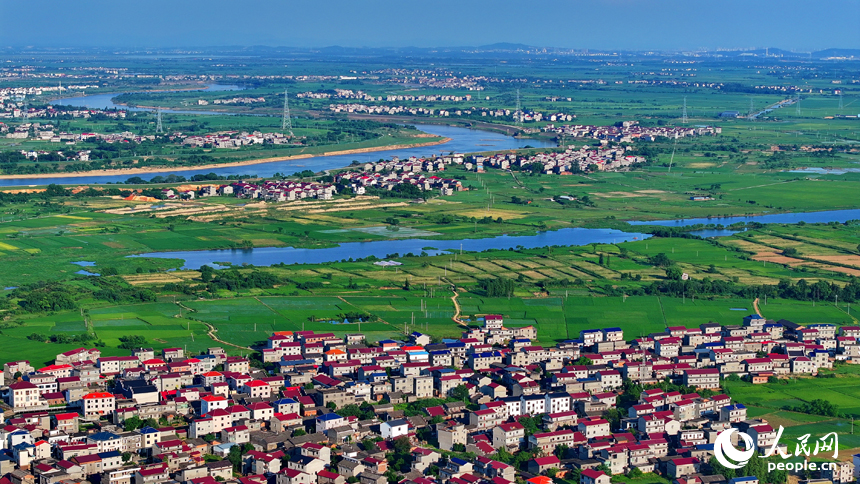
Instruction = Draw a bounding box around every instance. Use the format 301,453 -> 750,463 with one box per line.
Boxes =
128,227 -> 651,270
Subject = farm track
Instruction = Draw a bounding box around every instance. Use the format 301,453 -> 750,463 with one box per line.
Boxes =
176,301 -> 253,350
753,298 -> 763,317
202,322 -> 253,351
448,283 -> 467,327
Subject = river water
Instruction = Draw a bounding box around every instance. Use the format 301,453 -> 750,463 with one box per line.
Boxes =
129,227 -> 651,270
53,83 -> 244,115
129,207 -> 860,269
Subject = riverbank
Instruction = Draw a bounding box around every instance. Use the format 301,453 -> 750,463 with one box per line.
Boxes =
0,137 -> 451,180
48,83 -> 234,105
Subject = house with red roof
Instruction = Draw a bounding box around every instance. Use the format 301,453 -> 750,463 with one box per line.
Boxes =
81,391 -> 115,418
527,456 -> 560,475
581,469 -> 610,484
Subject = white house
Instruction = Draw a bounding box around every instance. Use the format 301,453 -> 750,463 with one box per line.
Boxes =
381,418 -> 409,439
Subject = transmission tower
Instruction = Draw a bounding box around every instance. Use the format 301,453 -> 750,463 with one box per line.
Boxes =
282,89 -> 293,136
515,88 -> 522,126
681,97 -> 688,124
839,93 -> 844,111
155,109 -> 163,134
748,97 -> 755,121
796,94 -> 801,116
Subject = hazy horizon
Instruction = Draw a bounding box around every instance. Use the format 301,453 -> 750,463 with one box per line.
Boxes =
1,0 -> 858,52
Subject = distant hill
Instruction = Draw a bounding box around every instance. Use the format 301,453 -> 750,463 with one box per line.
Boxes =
813,48 -> 860,58
478,43 -> 535,51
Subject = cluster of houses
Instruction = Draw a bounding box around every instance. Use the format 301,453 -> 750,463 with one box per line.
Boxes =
296,90 -> 378,102
327,103 -> 575,123
299,91 -> 475,104
197,98 -> 266,106
0,105 -> 127,121
334,155 -> 466,196
228,180 -> 337,202
541,122 -> 720,142
181,131 -> 294,149
473,146 -> 644,174
0,85 -> 99,102
0,313 -> 858,484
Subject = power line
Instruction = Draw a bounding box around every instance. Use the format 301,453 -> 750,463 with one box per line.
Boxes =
681,96 -> 688,124
515,88 -> 522,127
282,88 -> 293,136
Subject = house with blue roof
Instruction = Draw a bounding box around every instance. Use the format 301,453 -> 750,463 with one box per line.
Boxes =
315,412 -> 345,433
720,403 -> 747,422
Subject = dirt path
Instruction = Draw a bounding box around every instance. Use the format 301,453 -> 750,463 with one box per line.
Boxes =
753,297 -> 763,317
449,284 -> 468,327
176,301 -> 253,350
201,322 -> 253,351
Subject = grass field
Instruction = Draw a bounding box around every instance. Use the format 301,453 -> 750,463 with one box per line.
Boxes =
6,288 -> 856,367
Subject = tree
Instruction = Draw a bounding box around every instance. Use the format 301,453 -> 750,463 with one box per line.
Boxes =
393,436 -> 411,456
492,447 -> 514,464
650,253 -> 673,268
227,445 -> 243,472
293,429 -> 307,437
626,468 -> 643,478
518,416 -> 541,437
546,468 -> 559,478
363,439 -> 380,453
122,452 -> 133,462
451,384 -> 470,402
326,401 -> 338,410
573,356 -> 593,366
123,416 -> 143,431
200,265 -> 214,282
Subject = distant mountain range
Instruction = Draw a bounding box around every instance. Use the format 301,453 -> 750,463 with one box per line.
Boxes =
4,44 -> 859,59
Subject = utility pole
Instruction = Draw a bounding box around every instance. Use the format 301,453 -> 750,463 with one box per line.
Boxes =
282,89 -> 293,136
682,97 -> 688,124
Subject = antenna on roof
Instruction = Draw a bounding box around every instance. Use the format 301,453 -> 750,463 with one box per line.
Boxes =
282,89 -> 293,136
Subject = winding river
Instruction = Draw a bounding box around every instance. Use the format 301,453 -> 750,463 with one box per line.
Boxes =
1,89 -> 554,186
130,228 -> 651,270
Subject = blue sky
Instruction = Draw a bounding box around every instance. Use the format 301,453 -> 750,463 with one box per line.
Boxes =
1,0 -> 857,51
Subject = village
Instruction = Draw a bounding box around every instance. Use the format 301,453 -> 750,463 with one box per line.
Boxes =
0,105 -> 126,121
327,103 -> 575,123
540,122 -> 720,143
0,313 -> 856,484
474,146 -> 645,174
